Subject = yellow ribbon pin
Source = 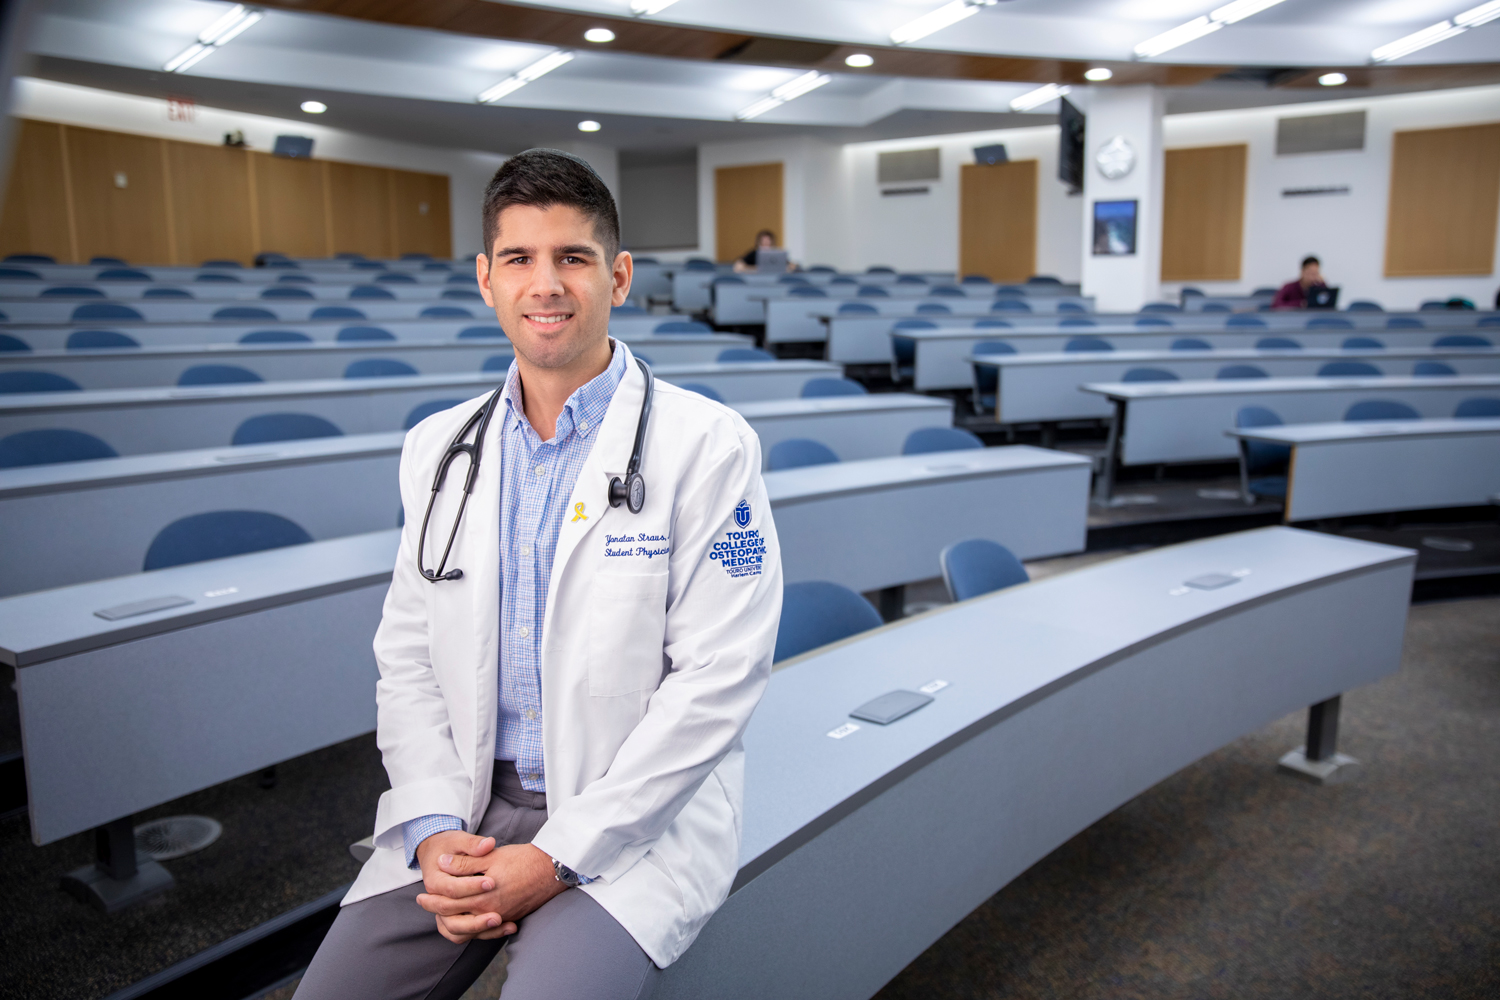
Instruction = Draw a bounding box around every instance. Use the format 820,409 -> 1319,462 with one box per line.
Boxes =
571,502 -> 588,522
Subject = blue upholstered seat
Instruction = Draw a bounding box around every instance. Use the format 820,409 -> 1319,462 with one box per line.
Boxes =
767,438 -> 840,470
1217,364 -> 1269,380
179,364 -> 263,385
1318,361 -> 1382,377
940,539 -> 1028,602
717,348 -> 775,362
345,358 -> 418,378
0,371 -> 82,393
678,383 -> 725,403
337,326 -> 396,342
311,306 -> 365,320
902,426 -> 984,454
1235,406 -> 1289,499
1122,367 -> 1178,382
773,581 -> 882,662
231,413 -> 343,445
1344,400 -> 1419,421
66,330 -> 139,350
143,511 -> 313,571
405,399 -> 464,429
240,329 -> 311,343
801,377 -> 867,398
0,428 -> 117,468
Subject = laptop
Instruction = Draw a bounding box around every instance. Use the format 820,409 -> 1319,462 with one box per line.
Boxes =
1308,286 -> 1339,310
755,248 -> 789,273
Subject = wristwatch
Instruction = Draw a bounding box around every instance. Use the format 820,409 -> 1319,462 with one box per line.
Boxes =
551,857 -> 584,887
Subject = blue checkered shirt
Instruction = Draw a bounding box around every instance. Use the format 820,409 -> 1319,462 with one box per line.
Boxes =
402,342 -> 627,869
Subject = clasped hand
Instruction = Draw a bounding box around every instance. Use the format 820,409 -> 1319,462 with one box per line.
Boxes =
414,831 -> 568,944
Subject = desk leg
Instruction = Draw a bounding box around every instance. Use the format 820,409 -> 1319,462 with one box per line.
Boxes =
1094,401 -> 1123,502
1040,423 -> 1057,450
877,585 -> 905,623
60,814 -> 174,913
1277,695 -> 1360,784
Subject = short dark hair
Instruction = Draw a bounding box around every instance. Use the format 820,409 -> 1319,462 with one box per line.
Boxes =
1301,255 -> 1320,268
481,149 -> 620,260
756,229 -> 777,244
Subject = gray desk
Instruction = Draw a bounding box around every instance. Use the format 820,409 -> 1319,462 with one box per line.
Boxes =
970,348 -> 1500,424
738,394 -> 954,465
767,446 -> 1090,593
0,432 -> 405,596
0,362 -> 835,454
755,291 -> 1094,337
0,293 -> 486,325
1228,418 -> 1500,521
654,527 -> 1415,999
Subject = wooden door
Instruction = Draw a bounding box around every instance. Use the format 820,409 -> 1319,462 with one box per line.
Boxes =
327,161 -> 394,258
715,162 -> 782,263
64,125 -> 172,264
959,160 -> 1036,282
391,168 -> 453,258
0,120 -> 76,262
1161,144 -> 1247,282
252,152 -> 329,258
166,141 -> 255,266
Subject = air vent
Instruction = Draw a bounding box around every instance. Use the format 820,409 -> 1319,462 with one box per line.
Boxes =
878,148 -> 941,185
1276,111 -> 1365,155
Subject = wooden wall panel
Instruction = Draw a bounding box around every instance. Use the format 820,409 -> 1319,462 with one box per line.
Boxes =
1161,144 -> 1246,282
391,168 -> 453,257
959,160 -> 1037,283
165,142 -> 255,266
0,120 -> 75,262
714,162 -> 782,263
327,161 -> 394,258
64,125 -> 172,265
1385,122 -> 1500,277
252,152 -> 330,258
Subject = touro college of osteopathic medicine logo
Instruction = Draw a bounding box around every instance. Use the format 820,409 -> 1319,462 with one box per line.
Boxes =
734,499 -> 752,528
712,500 -> 763,579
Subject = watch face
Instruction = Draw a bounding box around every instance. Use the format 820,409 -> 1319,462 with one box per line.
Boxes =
1095,136 -> 1136,180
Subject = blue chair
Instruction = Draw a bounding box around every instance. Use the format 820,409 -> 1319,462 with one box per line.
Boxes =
1225,315 -> 1267,328
351,261 -> 386,271
611,305 -> 647,316
1345,400 -> 1419,421
1455,397 -> 1500,418
683,259 -> 715,271
1342,336 -> 1384,349
195,272 -> 241,283
335,253 -> 366,261
1347,300 -> 1383,312
807,265 -> 835,274
4,253 -> 53,263
66,330 -> 139,350
975,340 -> 1016,355
654,321 -> 711,335
0,371 -> 83,393
866,266 -> 895,274
902,426 -> 984,454
991,299 -> 1032,313
376,273 -> 417,284
420,306 -> 473,318
72,303 -> 144,321
1318,361 -> 1382,377
1235,406 -> 1289,500
0,267 -> 41,279
143,511 -> 313,572
1480,316 -> 1500,328
1180,287 -> 1205,298
351,285 -> 396,300
1140,302 -> 1180,313
178,364 -> 262,386
213,306 -> 276,321
767,438 -> 840,471
971,340 -> 1017,408
338,326 -> 396,342
261,286 -> 314,299
0,428 -> 118,468
829,276 -> 858,286
421,262 -> 452,272
311,306 -> 365,320
345,358 -> 418,378
1307,316 -> 1354,329
1135,316 -> 1174,328
778,275 -> 809,285
446,273 -> 475,284
0,334 -> 29,352
482,355 -> 511,372
837,301 -> 878,315
96,268 -> 152,282
1201,303 -> 1232,313
1056,302 -> 1088,314
717,348 -> 775,362
788,286 -> 827,298
714,276 -> 745,287
1433,334 -> 1491,347
231,413 -> 343,446
801,377 -> 867,398
940,539 -> 1028,602
1064,337 -> 1112,352
1256,337 -> 1301,350
1413,361 -> 1457,376
896,275 -> 927,285
1122,367 -> 1178,383
276,273 -> 314,284
240,329 -> 311,344
1419,301 -> 1447,311
1217,364 -> 1269,380
857,286 -> 890,297
144,287 -> 193,299
457,325 -> 505,339
678,383 -> 725,403
1059,318 -> 1097,328
773,581 -> 882,663
993,286 -> 1024,296
1171,338 -> 1212,350
974,319 -> 1012,329
961,275 -> 990,285
929,285 -> 963,297
915,302 -> 950,315
89,256 -> 124,264
43,286 -> 106,298
1386,317 -> 1425,329
1027,275 -> 1062,285
405,399 -> 464,430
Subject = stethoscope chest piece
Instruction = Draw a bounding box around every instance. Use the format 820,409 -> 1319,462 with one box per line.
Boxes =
609,472 -> 645,514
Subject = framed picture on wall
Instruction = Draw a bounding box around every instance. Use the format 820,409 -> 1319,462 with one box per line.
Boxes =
1092,199 -> 1138,256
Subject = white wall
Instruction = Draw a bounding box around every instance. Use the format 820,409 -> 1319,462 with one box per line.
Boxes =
696,135 -> 842,265
6,77 -> 508,257
1078,86 -> 1165,312
1162,85 -> 1500,310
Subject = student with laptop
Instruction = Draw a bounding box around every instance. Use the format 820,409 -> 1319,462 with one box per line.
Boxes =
732,229 -> 790,273
1272,255 -> 1336,309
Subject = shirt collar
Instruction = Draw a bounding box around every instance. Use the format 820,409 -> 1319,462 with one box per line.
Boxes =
501,339 -> 627,445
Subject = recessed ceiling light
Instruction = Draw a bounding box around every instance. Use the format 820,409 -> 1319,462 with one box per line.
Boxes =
584,28 -> 615,43
1084,67 -> 1112,82
1318,72 -> 1347,86
577,120 -> 601,132
300,100 -> 327,113
845,53 -> 874,68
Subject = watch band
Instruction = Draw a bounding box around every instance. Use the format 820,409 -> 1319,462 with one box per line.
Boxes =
551,857 -> 584,888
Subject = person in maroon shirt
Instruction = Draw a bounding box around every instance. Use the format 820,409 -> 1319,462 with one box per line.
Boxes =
1272,255 -> 1326,309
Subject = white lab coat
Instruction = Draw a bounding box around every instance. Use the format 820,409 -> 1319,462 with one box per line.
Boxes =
345,344 -> 782,967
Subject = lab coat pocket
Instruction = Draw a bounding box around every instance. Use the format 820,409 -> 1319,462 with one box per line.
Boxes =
588,571 -> 670,696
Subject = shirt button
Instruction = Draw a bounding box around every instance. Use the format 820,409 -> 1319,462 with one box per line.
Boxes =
524,708 -> 537,720
534,464 -> 545,476
579,419 -> 589,431
518,625 -> 530,638
520,543 -> 531,556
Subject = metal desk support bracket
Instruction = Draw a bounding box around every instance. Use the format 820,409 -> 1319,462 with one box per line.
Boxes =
60,814 -> 174,913
877,585 -> 905,623
1093,400 -> 1123,501
1278,694 -> 1360,784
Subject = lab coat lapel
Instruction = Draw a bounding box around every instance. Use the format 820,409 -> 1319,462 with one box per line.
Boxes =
462,392 -> 505,825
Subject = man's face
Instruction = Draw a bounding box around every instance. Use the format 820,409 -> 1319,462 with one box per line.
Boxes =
757,233 -> 774,249
1301,262 -> 1322,285
477,203 -> 630,370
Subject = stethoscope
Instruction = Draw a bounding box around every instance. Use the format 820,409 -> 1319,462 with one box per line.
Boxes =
417,357 -> 654,583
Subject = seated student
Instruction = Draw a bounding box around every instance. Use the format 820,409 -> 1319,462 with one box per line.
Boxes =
1272,255 -> 1328,310
731,229 -> 790,273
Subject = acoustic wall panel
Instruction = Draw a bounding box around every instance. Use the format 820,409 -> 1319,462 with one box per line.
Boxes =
715,162 -> 783,264
1161,144 -> 1247,282
959,160 -> 1036,283
0,119 -> 75,263
1384,122 -> 1500,278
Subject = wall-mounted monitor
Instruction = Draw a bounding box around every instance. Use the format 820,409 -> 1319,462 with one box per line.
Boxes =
973,144 -> 1008,166
1058,98 -> 1085,194
273,135 -> 315,159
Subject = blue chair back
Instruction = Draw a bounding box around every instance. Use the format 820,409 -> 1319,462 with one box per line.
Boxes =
1135,316 -> 1173,327
1256,337 -> 1301,350
95,268 -> 151,281
0,371 -> 82,393
1386,317 -> 1424,329
611,304 -> 647,316
683,258 -> 715,271
974,319 -> 1012,330
929,285 -> 963,297
1027,275 -> 1062,285
829,276 -> 858,285
941,539 -> 1028,602
276,273 -> 314,283
902,426 -> 984,454
1480,316 -> 1500,327
800,377 -> 867,398
1413,361 -> 1456,376
345,358 -> 418,378
73,302 -> 144,321
788,286 -> 826,298
1171,338 -> 1212,350
1236,406 -> 1290,474
0,334 -> 29,352
1064,337 -> 1112,352
143,511 -> 313,572
261,286 -> 314,299
1225,315 -> 1266,328
767,438 -> 840,470
4,253 -> 53,263
44,285 -> 105,298
311,306 -> 364,320
0,266 -> 41,279
1058,315 -> 1094,326
338,325 -> 396,342
0,429 -> 117,468
231,413 -> 343,445
857,286 -> 889,297
179,364 -> 263,386
1217,364 -> 1268,380
405,399 -> 464,429
376,272 -> 417,284
773,581 -> 882,662
915,302 -> 950,314
1201,303 -> 1232,313
90,257 -> 126,265
240,329 -> 311,343
66,329 -> 139,350
213,306 -> 276,321
482,355 -> 511,372
717,348 -> 775,362
654,321 -> 711,335
1341,336 -> 1384,349
892,318 -> 937,331
1306,316 -> 1353,329
837,301 -> 878,315
1347,300 -> 1383,312
679,383 -> 725,403
1433,334 -> 1490,347
1344,400 -> 1419,421
144,287 -> 193,298
961,275 -> 989,284
866,266 -> 895,274
1122,367 -> 1178,383
895,275 -> 927,285
1454,397 -> 1500,418
458,325 -> 505,339
1141,302 -> 1180,313
713,276 -> 745,286
196,272 -> 241,283
974,340 -> 1016,354
351,285 -> 397,300
420,306 -> 473,318
1318,361 -> 1382,377
991,299 -> 1032,313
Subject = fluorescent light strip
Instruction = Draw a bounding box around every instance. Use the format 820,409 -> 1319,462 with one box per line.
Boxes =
1010,83 -> 1070,112
1371,1 -> 1500,63
736,71 -> 831,121
163,5 -> 263,73
1456,0 -> 1500,26
477,50 -> 575,103
1133,0 -> 1288,59
890,0 -> 997,46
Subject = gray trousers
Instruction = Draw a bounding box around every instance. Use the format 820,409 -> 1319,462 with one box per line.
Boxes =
295,763 -> 660,1000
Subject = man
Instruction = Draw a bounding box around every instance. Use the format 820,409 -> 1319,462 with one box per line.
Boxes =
295,149 -> 782,1000
731,229 -> 785,273
1271,255 -> 1327,309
